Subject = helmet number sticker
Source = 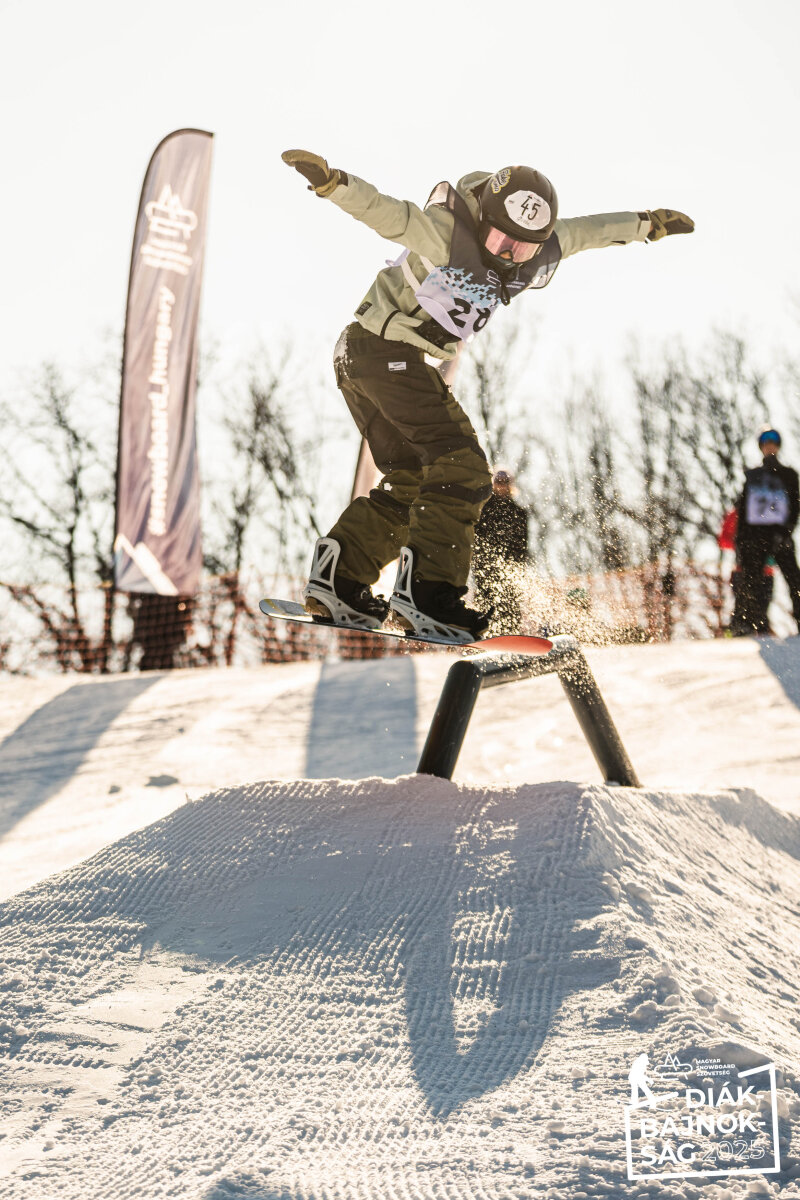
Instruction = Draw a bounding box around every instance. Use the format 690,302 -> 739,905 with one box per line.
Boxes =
504,190 -> 551,232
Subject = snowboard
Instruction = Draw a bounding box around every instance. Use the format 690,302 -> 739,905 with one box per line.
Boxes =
259,597 -> 553,655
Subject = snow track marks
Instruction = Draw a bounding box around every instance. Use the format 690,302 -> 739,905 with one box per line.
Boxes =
1,777 -> 800,1198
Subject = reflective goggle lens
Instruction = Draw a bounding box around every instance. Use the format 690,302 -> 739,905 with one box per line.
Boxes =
483,225 -> 542,263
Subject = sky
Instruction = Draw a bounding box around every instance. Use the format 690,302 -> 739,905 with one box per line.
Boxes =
2,0 -> 799,432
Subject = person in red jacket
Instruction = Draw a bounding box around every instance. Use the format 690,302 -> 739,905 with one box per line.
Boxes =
718,507 -> 774,633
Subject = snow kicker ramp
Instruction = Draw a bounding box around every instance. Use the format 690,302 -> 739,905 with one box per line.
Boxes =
1,776 -> 799,1199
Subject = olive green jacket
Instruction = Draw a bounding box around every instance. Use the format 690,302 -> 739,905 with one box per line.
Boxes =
326,170 -> 652,359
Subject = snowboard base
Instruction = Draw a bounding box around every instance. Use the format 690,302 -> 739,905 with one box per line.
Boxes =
259,598 -> 553,655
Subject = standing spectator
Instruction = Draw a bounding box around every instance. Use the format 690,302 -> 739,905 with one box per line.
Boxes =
731,427 -> 800,635
718,507 -> 774,634
472,469 -> 529,634
129,594 -> 194,669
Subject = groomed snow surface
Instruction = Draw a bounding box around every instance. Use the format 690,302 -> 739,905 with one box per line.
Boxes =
1,637 -> 800,1199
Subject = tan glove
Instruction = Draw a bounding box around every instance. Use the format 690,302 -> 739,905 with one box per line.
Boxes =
646,208 -> 695,241
281,149 -> 345,198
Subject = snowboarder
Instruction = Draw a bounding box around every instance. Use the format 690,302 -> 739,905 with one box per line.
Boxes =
472,468 -> 529,634
629,1053 -> 659,1109
731,427 -> 800,635
282,148 -> 694,642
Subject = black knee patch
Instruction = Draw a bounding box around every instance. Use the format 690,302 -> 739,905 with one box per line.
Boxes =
370,486 -> 411,520
419,479 -> 494,505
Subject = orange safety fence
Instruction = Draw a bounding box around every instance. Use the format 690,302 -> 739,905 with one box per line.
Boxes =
0,561 -> 759,675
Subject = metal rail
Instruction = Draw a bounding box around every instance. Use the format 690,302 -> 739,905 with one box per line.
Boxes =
416,635 -> 640,786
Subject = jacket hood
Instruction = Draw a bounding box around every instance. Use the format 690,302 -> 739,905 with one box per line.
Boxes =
455,171 -> 493,222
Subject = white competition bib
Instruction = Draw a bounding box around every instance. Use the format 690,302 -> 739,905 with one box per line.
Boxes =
414,265 -> 498,341
746,483 -> 790,526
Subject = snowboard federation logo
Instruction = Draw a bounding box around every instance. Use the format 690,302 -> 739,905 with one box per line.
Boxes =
141,184 -> 199,276
623,1049 -> 781,1181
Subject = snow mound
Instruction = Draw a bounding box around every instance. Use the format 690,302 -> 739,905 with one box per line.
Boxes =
1,776 -> 800,1198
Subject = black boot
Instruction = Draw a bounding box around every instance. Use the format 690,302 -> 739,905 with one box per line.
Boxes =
332,575 -> 390,622
389,546 -> 492,642
411,580 -> 492,638
303,537 -> 389,629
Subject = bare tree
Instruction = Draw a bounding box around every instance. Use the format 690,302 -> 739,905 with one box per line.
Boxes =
0,340 -> 335,673
455,314 -> 562,572
199,346 -> 327,664
0,324 -> 779,669
506,332 -> 769,638
0,362 -> 117,671
551,393 -> 601,574
623,359 -> 695,636
679,332 -> 768,539
457,315 -> 538,473
626,360 -> 693,556
621,334 -> 768,635
585,396 -> 634,573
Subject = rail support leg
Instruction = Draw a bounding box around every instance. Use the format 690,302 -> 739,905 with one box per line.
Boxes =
416,660 -> 483,779
557,649 -> 641,787
415,635 -> 640,786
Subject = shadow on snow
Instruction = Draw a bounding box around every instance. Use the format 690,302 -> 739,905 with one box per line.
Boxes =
304,656 -> 418,779
0,676 -> 158,842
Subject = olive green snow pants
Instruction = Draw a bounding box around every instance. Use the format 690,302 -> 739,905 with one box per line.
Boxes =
328,323 -> 492,587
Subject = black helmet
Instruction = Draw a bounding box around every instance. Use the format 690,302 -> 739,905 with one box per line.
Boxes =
758,425 -> 781,449
479,165 -> 558,243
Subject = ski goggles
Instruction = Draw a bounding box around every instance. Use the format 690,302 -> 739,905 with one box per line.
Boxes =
482,225 -> 543,264
759,430 -> 781,446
